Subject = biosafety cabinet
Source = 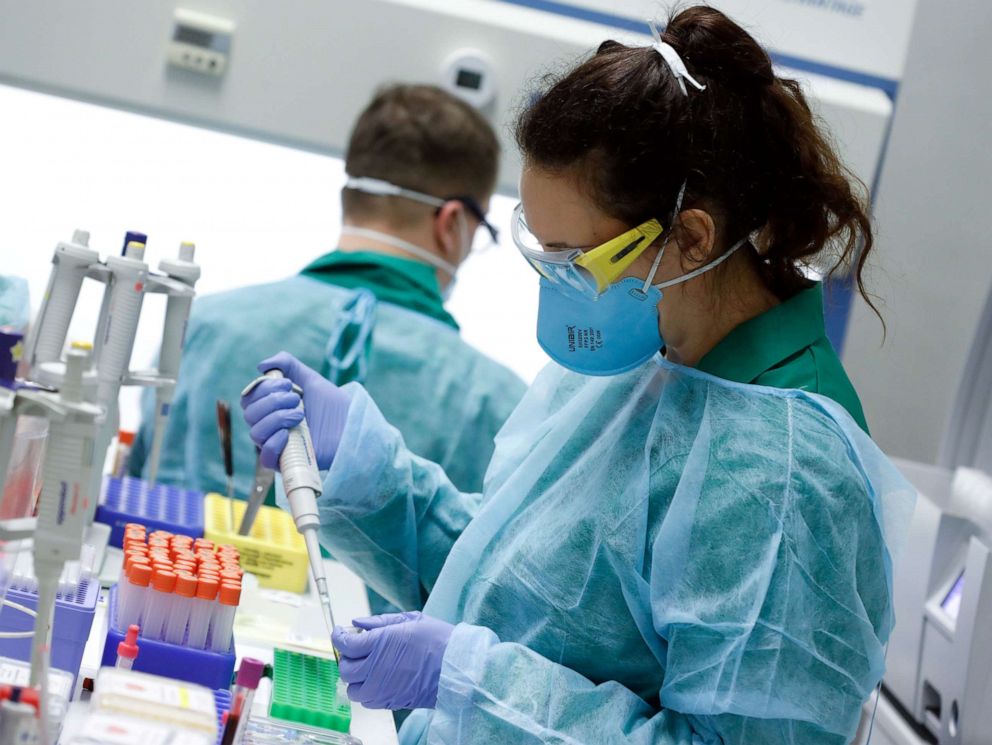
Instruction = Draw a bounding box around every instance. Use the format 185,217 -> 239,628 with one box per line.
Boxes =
0,0 -> 902,200
856,283 -> 992,745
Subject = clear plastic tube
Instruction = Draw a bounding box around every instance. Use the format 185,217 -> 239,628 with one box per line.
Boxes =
163,573 -> 197,645
115,655 -> 134,671
163,595 -> 191,645
209,582 -> 240,653
186,577 -> 218,650
117,564 -> 151,630
142,570 -> 177,640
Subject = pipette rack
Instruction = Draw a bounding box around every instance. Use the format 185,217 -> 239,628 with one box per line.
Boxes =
96,476 -> 205,547
269,648 -> 351,733
101,584 -> 235,691
203,494 -> 308,593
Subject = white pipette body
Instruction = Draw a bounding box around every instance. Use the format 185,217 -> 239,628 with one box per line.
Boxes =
27,346 -> 103,689
146,242 -> 200,483
87,241 -> 148,521
26,230 -> 98,372
96,242 -> 148,404
252,370 -> 339,649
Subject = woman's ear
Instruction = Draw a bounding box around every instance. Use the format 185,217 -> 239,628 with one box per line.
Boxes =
672,209 -> 717,266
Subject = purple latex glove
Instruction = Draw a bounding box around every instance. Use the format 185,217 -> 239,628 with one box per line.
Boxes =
332,611 -> 455,710
240,352 -> 351,470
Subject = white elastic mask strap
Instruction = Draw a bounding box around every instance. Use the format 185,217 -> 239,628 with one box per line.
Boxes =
641,180 -> 688,292
649,22 -> 706,96
654,236 -> 749,291
344,176 -> 446,209
339,226 -> 458,279
642,242 -> 668,293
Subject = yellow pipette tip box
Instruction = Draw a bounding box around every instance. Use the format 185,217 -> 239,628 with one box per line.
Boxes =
203,493 -> 308,593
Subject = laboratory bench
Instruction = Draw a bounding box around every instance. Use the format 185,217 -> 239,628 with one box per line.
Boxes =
62,548 -> 399,745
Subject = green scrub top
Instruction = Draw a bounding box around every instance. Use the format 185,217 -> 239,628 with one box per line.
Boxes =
301,250 -> 459,330
696,282 -> 869,432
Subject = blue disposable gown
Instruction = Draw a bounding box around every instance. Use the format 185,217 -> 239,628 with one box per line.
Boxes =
307,356 -> 915,744
130,275 -> 526,501
0,276 -> 30,332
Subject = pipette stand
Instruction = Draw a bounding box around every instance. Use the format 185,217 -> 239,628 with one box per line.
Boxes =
29,237 -> 200,523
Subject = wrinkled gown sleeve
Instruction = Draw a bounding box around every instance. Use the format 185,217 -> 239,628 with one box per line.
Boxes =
312,386 -> 890,744
426,403 -> 889,744
308,384 -> 483,610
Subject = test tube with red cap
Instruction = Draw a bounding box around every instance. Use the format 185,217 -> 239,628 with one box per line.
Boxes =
118,563 -> 152,629
120,550 -> 149,585
142,569 -> 177,639
116,624 -> 140,669
164,572 -> 198,644
220,657 -> 265,745
187,576 -> 219,649
209,582 -> 241,652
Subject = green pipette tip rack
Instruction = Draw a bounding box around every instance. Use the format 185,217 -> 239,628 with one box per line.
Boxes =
269,648 -> 352,733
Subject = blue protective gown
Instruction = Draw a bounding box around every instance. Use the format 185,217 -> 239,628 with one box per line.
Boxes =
130,270 -> 526,503
0,276 -> 30,331
306,356 -> 915,744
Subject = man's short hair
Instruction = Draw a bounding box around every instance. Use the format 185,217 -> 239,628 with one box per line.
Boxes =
343,84 -> 500,227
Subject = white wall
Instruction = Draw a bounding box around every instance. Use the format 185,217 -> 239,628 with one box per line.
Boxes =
0,0 -> 891,196
0,0 -> 615,195
841,0 -> 992,461
557,0 -> 918,82
0,83 -> 545,431
0,0 -> 910,441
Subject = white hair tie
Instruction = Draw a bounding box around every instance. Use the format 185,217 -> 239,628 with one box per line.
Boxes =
648,22 -> 706,96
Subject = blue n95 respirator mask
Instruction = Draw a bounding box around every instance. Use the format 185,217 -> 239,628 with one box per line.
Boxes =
535,234 -> 747,377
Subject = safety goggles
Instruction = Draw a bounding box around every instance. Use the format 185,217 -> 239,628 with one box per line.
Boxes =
345,177 -> 499,248
511,202 -> 665,298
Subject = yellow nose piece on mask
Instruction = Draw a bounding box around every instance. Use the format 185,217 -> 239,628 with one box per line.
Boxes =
573,218 -> 665,294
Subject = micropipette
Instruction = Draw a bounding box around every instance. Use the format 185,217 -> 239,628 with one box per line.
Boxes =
86,239 -> 149,526
24,230 -> 98,372
147,241 -> 201,484
216,400 -> 235,531
241,370 -> 339,661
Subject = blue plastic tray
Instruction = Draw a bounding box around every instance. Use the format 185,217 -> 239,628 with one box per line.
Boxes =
0,578 -> 99,691
101,584 -> 236,691
96,476 -> 205,547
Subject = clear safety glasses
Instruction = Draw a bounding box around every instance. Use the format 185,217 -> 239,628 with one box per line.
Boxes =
345,177 -> 499,250
511,202 -> 665,298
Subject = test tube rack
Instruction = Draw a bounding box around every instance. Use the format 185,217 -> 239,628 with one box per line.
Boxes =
214,688 -> 232,745
269,648 -> 351,733
101,584 -> 236,691
96,476 -> 205,547
203,493 -> 309,593
0,578 -> 99,691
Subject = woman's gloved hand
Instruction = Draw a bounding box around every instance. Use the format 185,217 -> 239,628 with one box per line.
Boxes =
240,351 -> 351,470
332,611 -> 455,710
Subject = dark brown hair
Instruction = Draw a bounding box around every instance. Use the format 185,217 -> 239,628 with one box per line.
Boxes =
516,5 -> 876,307
343,84 -> 499,226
